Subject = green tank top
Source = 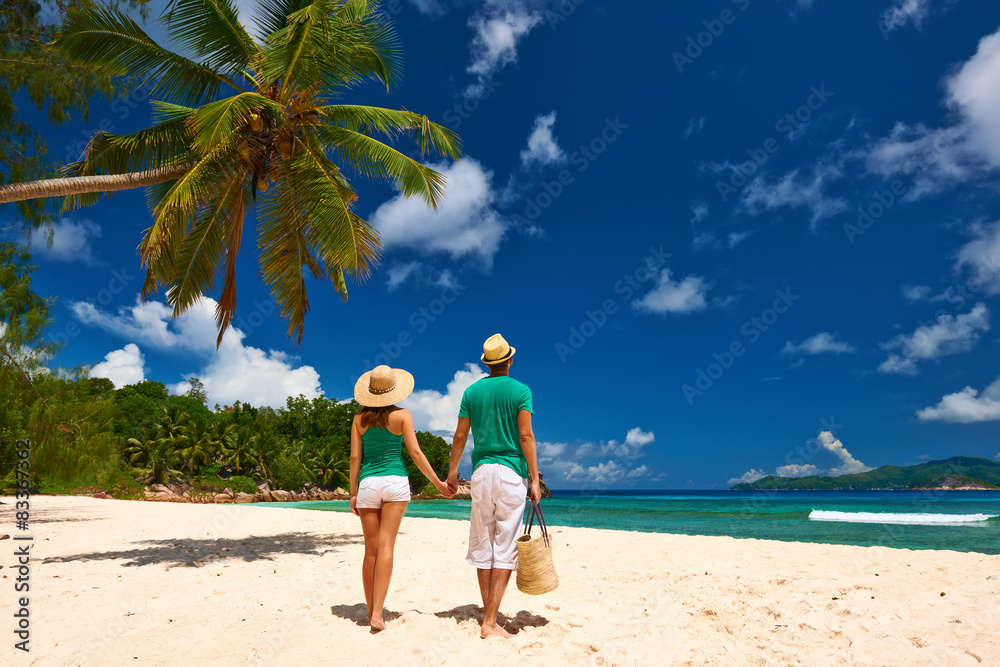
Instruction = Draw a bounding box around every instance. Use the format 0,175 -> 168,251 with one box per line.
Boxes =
358,427 -> 408,481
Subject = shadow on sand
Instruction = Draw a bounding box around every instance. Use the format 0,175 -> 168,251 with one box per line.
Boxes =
41,532 -> 363,568
435,603 -> 549,634
0,506 -> 100,524
330,603 -> 402,628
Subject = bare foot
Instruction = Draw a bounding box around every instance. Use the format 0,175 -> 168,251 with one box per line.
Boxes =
480,623 -> 513,639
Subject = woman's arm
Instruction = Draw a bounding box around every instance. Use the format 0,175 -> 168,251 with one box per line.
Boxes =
398,410 -> 451,496
349,415 -> 363,515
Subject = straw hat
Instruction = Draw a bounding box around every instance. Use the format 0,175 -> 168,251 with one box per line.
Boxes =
354,365 -> 415,407
481,333 -> 516,365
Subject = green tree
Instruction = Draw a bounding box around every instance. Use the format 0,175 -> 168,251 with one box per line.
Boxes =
0,0 -> 151,226
184,376 -> 207,405
109,379 -> 167,439
402,431 -> 449,493
222,424 -> 258,476
0,241 -> 54,479
0,0 -> 461,344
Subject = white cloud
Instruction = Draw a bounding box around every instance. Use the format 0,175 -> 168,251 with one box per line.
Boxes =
690,201 -> 708,224
30,218 -> 101,266
917,376 -> 1000,423
878,303 -> 990,374
867,27 -> 1000,197
537,427 -> 657,486
739,432 -> 871,483
559,459 -> 651,485
775,463 -> 821,478
89,343 -> 145,388
537,441 -> 567,458
385,261 -> 422,292
727,469 -> 767,485
954,221 -> 1000,295
902,284 -> 933,302
369,158 -> 506,265
520,111 -> 565,167
74,297 -> 323,408
879,0 -> 933,33
684,116 -> 706,139
741,165 -> 849,227
576,426 -> 655,459
626,465 -> 649,479
633,270 -> 711,315
817,431 -> 872,475
782,332 -> 856,355
465,2 -> 542,98
408,0 -> 445,15
402,363 -> 486,435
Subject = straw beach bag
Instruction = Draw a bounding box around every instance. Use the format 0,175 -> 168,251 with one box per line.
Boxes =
515,499 -> 558,595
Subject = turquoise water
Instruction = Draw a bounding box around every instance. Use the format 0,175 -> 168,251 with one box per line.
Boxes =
259,490 -> 1000,555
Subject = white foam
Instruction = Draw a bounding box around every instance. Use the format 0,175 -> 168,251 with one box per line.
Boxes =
808,510 -> 998,525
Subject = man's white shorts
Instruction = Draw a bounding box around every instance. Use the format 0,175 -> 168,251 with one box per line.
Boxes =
356,475 -> 410,509
466,463 -> 529,570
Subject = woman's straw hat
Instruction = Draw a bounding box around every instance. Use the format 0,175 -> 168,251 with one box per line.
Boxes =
354,365 -> 415,407
481,333 -> 516,365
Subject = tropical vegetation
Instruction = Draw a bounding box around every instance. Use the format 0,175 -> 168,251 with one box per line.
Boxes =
730,457 -> 1000,491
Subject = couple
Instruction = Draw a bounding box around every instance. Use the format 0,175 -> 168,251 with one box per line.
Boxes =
349,333 -> 541,638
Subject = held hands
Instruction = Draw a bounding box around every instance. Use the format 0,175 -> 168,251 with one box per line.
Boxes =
435,480 -> 455,499
446,473 -> 459,497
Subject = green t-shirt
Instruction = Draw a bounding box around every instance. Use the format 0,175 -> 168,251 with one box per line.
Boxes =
458,376 -> 533,479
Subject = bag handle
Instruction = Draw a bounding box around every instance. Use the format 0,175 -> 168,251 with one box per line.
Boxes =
522,498 -> 550,548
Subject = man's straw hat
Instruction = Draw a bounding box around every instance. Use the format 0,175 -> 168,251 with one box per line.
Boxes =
354,365 -> 415,407
481,333 -> 516,365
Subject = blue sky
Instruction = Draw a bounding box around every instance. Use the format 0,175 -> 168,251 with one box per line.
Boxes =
11,0 -> 1000,489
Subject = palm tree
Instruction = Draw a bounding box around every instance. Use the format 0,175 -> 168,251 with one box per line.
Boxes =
179,418 -> 216,473
304,444 -> 349,489
0,0 -> 461,344
222,424 -> 257,475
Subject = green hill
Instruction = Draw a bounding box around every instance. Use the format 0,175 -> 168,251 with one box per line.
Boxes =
730,456 -> 1000,491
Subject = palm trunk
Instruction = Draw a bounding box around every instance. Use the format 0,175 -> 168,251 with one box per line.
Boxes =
0,162 -> 196,204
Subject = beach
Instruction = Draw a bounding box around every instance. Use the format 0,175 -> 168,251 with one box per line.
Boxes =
2,496 -> 998,666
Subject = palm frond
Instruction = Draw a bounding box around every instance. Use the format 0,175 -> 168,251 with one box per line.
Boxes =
322,104 -> 462,158
321,126 -> 447,208
54,4 -> 240,107
164,170 -> 246,318
255,162 -> 326,344
187,92 -> 284,154
260,0 -> 401,96
294,135 -> 380,278
164,0 -> 259,80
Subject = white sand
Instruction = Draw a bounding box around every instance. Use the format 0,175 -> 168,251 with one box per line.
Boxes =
1,496 -> 998,666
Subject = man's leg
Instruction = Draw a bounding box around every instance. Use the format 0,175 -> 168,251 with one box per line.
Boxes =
477,568 -> 491,609
481,568 -> 513,638
479,467 -> 528,638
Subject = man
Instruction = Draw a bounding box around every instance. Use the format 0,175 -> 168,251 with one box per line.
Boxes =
447,333 -> 541,639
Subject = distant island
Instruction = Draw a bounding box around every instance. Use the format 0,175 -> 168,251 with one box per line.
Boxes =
730,456 -> 1000,491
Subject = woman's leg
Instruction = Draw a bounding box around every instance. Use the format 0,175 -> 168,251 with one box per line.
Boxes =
369,501 -> 407,630
359,508 -> 381,623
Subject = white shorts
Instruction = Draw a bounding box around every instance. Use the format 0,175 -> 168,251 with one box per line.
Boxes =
356,475 -> 410,509
466,464 -> 529,570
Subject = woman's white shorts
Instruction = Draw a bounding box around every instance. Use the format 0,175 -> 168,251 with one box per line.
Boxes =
466,463 -> 529,570
356,475 -> 410,509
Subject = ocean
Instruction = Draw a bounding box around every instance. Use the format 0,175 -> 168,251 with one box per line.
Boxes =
260,490 -> 1000,555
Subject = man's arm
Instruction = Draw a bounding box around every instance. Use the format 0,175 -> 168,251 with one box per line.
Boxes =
447,417 -> 471,493
518,409 -> 541,503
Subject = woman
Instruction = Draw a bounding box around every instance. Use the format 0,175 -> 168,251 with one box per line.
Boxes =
350,365 -> 450,631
